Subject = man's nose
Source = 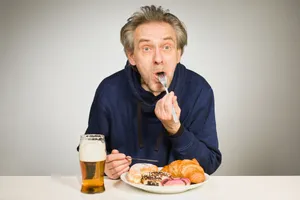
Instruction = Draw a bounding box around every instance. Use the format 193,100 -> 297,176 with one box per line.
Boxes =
154,48 -> 163,64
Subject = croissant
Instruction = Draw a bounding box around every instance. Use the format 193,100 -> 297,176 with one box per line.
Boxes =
161,158 -> 205,184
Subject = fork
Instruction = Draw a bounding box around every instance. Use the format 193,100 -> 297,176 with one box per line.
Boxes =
126,157 -> 159,163
158,73 -> 179,123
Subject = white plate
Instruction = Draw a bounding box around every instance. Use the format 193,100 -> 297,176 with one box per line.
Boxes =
120,172 -> 209,194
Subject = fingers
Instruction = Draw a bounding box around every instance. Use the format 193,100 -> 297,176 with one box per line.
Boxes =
111,165 -> 130,179
164,92 -> 174,112
172,95 -> 177,104
172,95 -> 181,116
126,156 -> 133,165
108,160 -> 130,179
155,91 -> 180,121
111,149 -> 119,154
155,91 -> 181,134
105,149 -> 131,180
106,157 -> 130,170
169,92 -> 180,116
106,152 -> 126,162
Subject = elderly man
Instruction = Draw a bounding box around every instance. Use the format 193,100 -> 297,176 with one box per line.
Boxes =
84,5 -> 222,179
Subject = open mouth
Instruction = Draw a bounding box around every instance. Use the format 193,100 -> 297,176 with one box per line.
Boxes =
155,71 -> 165,80
156,72 -> 165,76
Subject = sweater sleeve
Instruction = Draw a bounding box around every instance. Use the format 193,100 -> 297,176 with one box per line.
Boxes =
168,87 -> 222,175
79,82 -> 112,154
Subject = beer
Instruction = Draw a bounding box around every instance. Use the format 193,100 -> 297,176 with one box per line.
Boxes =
79,134 -> 106,194
80,160 -> 105,193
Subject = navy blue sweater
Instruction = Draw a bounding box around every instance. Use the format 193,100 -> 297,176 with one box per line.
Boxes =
85,62 -> 222,174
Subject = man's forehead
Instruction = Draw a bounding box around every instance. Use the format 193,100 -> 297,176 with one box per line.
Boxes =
134,22 -> 177,43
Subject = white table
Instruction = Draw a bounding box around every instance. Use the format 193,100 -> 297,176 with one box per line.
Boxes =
0,176 -> 299,200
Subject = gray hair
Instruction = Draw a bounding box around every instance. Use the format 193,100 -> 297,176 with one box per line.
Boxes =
120,5 -> 187,55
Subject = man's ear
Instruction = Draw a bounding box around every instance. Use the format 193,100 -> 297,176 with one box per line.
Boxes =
126,51 -> 136,66
176,49 -> 182,63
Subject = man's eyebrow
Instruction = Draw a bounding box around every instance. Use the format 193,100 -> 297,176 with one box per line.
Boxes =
138,37 -> 175,44
163,36 -> 175,42
138,38 -> 150,44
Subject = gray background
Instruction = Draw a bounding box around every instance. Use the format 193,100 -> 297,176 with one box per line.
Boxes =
0,0 -> 299,176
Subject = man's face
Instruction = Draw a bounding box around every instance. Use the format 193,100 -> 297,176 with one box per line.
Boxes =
127,22 -> 182,96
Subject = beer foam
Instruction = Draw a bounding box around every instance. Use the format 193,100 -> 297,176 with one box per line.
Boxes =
79,140 -> 106,162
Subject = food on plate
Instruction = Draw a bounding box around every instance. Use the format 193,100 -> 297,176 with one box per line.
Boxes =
125,159 -> 206,186
161,158 -> 205,184
126,163 -> 158,184
141,171 -> 171,186
161,177 -> 191,186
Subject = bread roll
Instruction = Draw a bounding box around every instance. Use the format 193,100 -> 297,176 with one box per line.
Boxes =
161,158 -> 205,184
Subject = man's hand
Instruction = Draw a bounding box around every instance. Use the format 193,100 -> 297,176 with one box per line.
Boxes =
105,149 -> 132,179
155,91 -> 181,135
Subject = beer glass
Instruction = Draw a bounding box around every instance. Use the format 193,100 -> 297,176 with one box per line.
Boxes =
79,134 -> 106,194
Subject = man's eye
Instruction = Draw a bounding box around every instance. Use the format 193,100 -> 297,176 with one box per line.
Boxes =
163,45 -> 171,50
143,47 -> 151,51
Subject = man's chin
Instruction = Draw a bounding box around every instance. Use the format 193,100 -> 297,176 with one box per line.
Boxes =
143,82 -> 164,96
149,87 -> 164,96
